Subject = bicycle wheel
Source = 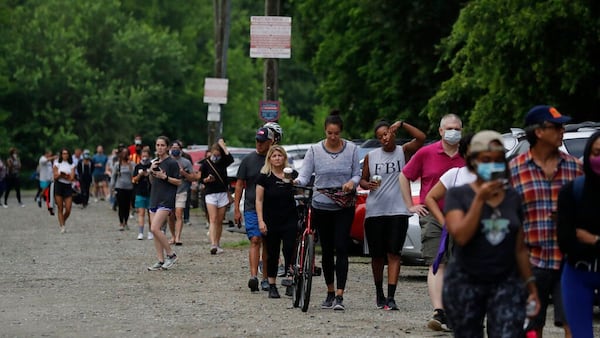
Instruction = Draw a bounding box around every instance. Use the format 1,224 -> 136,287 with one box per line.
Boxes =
292,239 -> 303,308
301,233 -> 315,312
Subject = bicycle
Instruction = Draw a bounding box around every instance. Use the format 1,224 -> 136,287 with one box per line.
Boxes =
290,185 -> 321,312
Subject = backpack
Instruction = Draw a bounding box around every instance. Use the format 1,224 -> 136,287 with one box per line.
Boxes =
572,176 -> 584,203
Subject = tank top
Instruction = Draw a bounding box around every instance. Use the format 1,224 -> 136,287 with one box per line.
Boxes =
365,146 -> 410,217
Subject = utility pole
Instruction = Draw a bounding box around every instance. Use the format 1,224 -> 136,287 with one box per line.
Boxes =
210,0 -> 231,146
263,0 -> 279,103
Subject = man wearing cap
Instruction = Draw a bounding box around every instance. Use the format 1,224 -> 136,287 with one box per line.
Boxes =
509,105 -> 582,338
234,127 -> 274,292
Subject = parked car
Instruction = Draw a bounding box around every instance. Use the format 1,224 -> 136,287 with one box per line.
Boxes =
502,121 -> 600,160
282,144 -> 312,171
350,180 -> 424,265
225,147 -> 255,181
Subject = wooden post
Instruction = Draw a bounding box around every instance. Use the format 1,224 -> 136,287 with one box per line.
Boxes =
263,0 -> 279,103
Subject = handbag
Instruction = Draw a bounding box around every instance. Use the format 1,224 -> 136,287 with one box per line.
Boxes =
206,160 -> 234,206
317,187 -> 356,208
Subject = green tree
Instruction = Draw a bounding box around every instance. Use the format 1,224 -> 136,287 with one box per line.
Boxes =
425,0 -> 600,132
0,0 -> 191,165
294,0 -> 462,138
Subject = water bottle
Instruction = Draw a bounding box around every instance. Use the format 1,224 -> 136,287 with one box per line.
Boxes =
524,300 -> 537,338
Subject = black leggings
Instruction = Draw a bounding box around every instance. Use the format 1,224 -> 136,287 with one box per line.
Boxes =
116,188 -> 133,224
4,174 -> 22,204
312,207 -> 354,290
265,218 -> 297,278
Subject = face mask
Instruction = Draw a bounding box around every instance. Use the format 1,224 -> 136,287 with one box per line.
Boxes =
141,158 -> 150,165
170,149 -> 181,157
590,155 -> 600,176
83,154 -> 90,159
443,129 -> 461,145
211,155 -> 221,162
476,162 -> 506,181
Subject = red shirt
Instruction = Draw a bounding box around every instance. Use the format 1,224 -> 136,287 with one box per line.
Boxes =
402,141 -> 465,210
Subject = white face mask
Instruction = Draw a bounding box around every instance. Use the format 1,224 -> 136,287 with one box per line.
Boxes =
443,129 -> 462,145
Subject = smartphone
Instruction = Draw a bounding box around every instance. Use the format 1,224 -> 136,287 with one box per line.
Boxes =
490,170 -> 507,181
152,166 -> 161,171
491,170 -> 509,189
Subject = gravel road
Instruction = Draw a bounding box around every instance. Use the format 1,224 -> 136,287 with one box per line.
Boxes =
0,191 -> 594,337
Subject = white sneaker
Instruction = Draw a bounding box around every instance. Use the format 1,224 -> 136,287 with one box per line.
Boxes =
216,247 -> 224,254
60,226 -> 66,234
20,204 -> 25,208
162,253 -> 178,269
2,203 -> 7,208
147,232 -> 154,240
94,198 -> 98,203
137,233 -> 144,240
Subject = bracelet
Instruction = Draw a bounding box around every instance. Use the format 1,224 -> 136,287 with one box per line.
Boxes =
524,276 -> 536,286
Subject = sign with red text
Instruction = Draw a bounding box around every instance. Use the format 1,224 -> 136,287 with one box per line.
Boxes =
203,78 -> 228,104
250,16 -> 292,59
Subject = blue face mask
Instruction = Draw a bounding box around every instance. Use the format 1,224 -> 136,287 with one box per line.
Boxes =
170,149 -> 181,157
476,162 -> 506,181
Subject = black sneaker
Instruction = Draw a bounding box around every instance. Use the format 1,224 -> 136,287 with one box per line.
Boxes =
268,286 -> 281,299
384,298 -> 399,311
285,285 -> 293,297
248,277 -> 259,292
333,295 -> 345,311
376,293 -> 386,309
260,279 -> 270,291
321,293 -> 336,309
428,309 -> 451,331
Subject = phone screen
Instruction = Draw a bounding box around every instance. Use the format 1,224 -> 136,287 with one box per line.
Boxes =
490,170 -> 507,181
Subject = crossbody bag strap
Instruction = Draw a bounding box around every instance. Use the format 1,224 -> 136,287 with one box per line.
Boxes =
206,160 -> 227,188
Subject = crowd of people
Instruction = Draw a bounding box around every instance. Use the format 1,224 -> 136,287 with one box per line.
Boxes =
2,105 -> 599,337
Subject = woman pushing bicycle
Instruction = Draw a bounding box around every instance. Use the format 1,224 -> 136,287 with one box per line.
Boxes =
295,109 -> 361,311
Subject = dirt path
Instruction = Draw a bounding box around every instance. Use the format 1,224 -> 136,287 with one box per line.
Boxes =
0,191 -> 592,337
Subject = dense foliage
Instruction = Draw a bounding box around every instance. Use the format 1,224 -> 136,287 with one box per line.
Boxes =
1,0 -> 598,172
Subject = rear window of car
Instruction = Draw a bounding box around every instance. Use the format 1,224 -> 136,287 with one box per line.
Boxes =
563,138 -> 587,159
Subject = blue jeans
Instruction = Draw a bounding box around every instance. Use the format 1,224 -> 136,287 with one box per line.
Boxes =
561,262 -> 600,338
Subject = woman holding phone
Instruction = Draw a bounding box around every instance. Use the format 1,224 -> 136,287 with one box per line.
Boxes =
146,136 -> 182,271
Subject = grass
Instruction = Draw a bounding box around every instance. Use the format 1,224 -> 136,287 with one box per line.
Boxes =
223,239 -> 250,249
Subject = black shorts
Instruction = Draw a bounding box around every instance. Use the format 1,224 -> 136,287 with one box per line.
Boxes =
364,215 -> 409,258
93,174 -> 105,183
54,181 -> 73,198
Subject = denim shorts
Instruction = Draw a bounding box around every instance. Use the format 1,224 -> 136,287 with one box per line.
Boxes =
244,211 -> 261,239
